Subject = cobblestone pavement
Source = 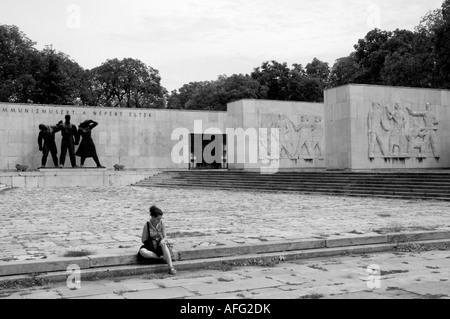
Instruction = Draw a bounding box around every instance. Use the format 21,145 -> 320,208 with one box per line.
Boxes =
0,186 -> 450,261
1,249 -> 449,300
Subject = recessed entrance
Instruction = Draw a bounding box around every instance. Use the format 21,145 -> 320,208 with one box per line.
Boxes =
189,134 -> 227,169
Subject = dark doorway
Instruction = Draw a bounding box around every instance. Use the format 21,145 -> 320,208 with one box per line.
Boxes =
189,134 -> 227,169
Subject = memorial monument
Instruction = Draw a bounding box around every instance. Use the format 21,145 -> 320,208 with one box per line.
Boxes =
0,83 -> 449,189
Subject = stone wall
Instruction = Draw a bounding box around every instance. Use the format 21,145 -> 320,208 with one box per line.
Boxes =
0,103 -> 227,170
227,99 -> 325,172
0,169 -> 160,188
325,84 -> 450,170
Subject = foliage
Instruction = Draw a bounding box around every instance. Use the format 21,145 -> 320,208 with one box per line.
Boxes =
329,0 -> 450,89
88,58 -> 167,108
434,0 -> 450,86
250,59 -> 325,102
167,59 -> 327,110
0,24 -> 168,108
3,0 -> 450,109
168,74 -> 265,111
329,53 -> 360,87
33,46 -> 88,105
0,25 -> 39,103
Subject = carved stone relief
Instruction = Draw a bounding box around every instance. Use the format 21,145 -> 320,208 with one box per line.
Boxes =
259,113 -> 324,160
367,102 -> 439,159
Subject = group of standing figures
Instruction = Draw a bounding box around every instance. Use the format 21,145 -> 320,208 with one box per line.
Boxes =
368,102 -> 439,158
37,115 -> 105,168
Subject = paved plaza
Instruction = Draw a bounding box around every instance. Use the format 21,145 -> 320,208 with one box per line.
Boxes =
0,186 -> 449,262
1,249 -> 449,299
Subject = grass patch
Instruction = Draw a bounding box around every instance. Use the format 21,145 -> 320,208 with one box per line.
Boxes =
373,224 -> 439,234
0,257 -> 19,262
0,276 -> 50,291
410,225 -> 439,232
167,231 -> 208,238
155,282 -> 166,288
206,257 -> 284,272
373,225 -> 405,234
114,290 -> 137,296
394,243 -> 444,253
62,249 -> 94,257
299,293 -> 324,299
422,294 -> 448,299
348,230 -> 364,235
380,269 -> 409,276
141,273 -> 166,280
308,264 -> 328,272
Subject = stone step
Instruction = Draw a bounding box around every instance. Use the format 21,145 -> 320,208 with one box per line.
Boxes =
164,170 -> 450,177
134,184 -> 450,200
0,239 -> 450,283
0,229 -> 450,282
137,178 -> 450,188
137,177 -> 450,189
169,177 -> 450,184
152,175 -> 450,183
133,171 -> 450,200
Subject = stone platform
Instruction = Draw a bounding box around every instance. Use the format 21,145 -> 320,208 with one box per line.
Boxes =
0,169 -> 159,188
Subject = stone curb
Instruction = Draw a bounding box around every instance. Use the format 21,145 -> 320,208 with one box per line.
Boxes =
1,238 -> 449,286
0,230 -> 449,278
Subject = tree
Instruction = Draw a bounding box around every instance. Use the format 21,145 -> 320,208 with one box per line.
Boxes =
434,0 -> 450,87
215,74 -> 265,106
167,81 -> 210,109
380,30 -> 437,87
330,20 -> 444,89
329,53 -> 361,87
33,46 -> 87,105
251,61 -> 292,100
251,60 -> 326,103
167,74 -> 265,111
288,71 -> 324,102
305,57 -> 330,84
0,24 -> 40,103
89,58 -> 168,108
415,8 -> 444,35
353,29 -> 392,84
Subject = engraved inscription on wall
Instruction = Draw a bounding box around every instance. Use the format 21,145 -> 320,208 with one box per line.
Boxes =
259,113 -> 324,160
367,102 -> 439,159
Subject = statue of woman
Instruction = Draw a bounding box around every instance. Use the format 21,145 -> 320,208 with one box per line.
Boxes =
75,120 -> 105,168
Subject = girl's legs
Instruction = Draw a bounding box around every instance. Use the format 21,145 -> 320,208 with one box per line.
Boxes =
160,242 -> 176,273
80,157 -> 86,167
139,247 -> 160,259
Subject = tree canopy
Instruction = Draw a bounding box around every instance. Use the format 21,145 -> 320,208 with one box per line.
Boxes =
0,24 -> 167,108
2,0 -> 450,110
329,0 -> 450,89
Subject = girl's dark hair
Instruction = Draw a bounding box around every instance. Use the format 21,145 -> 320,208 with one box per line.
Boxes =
150,205 -> 163,217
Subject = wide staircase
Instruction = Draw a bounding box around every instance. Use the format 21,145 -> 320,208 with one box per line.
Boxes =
133,170 -> 450,201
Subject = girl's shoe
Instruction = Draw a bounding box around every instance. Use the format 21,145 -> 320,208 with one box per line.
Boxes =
168,267 -> 177,275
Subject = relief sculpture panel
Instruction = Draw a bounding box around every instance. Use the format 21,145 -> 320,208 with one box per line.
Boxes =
259,113 -> 324,161
367,102 -> 439,159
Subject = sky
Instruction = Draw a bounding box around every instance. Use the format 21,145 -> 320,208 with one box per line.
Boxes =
0,0 -> 445,92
